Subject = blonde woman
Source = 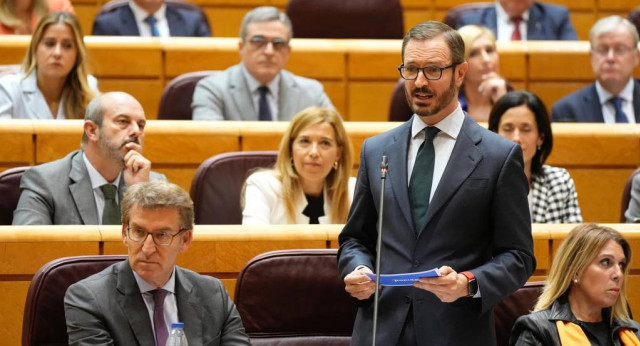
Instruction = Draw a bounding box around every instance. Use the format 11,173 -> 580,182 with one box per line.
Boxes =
0,0 -> 74,34
510,224 -> 639,345
0,11 -> 97,119
458,25 -> 511,122
242,107 -> 355,224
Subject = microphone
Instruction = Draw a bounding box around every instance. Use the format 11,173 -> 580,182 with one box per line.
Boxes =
372,155 -> 388,346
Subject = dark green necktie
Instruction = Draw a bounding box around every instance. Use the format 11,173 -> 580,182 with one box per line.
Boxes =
100,184 -> 121,225
409,126 -> 440,232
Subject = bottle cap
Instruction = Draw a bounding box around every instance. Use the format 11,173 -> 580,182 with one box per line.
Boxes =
171,322 -> 184,328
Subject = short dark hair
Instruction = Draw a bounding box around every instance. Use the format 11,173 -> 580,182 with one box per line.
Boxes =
401,21 -> 465,65
488,91 -> 553,176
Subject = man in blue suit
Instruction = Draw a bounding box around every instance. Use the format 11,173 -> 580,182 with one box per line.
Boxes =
338,21 -> 535,345
552,16 -> 640,123
92,0 -> 210,37
456,0 -> 577,41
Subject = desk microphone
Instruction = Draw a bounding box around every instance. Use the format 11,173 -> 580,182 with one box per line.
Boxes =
372,155 -> 388,346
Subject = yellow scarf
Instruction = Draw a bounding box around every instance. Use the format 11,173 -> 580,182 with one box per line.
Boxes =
556,320 -> 640,345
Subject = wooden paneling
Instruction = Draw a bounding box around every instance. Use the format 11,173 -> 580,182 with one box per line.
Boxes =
348,81 -> 398,122
0,120 -> 34,166
2,224 -> 640,343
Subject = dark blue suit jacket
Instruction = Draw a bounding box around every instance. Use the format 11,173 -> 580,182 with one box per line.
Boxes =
338,115 -> 536,345
92,3 -> 211,37
551,80 -> 640,122
456,1 -> 577,40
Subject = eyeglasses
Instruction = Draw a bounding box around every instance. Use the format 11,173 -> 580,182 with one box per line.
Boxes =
247,35 -> 289,51
591,45 -> 637,57
126,226 -> 187,246
398,64 -> 455,81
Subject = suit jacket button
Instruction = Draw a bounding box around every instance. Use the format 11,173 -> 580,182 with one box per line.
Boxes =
413,260 -> 420,267
404,296 -> 411,304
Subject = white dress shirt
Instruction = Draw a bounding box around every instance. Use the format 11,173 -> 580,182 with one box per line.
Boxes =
83,153 -> 122,224
495,0 -> 529,42
595,78 -> 636,124
128,1 -> 170,37
407,105 -> 465,201
133,267 -> 179,344
242,64 -> 281,121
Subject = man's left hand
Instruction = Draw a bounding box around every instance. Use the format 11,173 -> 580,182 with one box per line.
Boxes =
413,266 -> 469,302
122,142 -> 151,185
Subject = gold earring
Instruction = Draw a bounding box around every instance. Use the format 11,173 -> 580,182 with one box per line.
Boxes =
333,161 -> 339,170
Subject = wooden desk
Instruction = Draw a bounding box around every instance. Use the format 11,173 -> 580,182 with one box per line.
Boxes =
0,224 -> 638,345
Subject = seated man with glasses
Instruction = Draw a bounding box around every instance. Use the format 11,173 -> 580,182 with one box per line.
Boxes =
65,180 -> 250,345
551,16 -> 640,123
192,6 -> 334,121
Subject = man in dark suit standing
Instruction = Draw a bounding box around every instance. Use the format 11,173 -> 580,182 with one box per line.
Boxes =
92,0 -> 210,37
456,0 -> 577,41
65,180 -> 250,345
338,21 -> 535,345
552,16 -> 640,123
13,92 -> 165,225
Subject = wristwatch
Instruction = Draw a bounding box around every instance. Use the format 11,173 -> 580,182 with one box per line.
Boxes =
461,271 -> 478,297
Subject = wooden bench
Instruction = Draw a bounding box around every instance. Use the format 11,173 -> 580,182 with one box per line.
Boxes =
0,223 -> 638,345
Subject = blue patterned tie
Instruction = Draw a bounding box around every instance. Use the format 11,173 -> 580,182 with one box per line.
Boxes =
409,127 -> 440,233
610,97 -> 629,123
144,16 -> 160,37
258,86 -> 272,121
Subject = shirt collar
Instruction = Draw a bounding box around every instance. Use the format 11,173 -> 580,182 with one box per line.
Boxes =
495,0 -> 529,23
21,71 -> 38,93
82,151 -> 122,189
128,0 -> 166,24
241,63 -> 280,98
410,103 -> 465,141
132,265 -> 176,293
595,78 -> 635,105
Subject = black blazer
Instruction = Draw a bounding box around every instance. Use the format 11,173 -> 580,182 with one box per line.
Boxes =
92,3 -> 211,37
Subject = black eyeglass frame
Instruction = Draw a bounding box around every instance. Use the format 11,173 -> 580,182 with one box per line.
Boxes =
126,226 -> 188,247
397,64 -> 456,81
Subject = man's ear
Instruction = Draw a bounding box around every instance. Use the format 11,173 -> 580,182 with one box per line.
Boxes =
84,120 -> 99,143
180,229 -> 193,253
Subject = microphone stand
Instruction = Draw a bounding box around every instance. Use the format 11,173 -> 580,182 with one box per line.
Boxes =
372,155 -> 388,346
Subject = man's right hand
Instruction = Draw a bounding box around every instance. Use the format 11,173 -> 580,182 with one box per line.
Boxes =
344,266 -> 376,300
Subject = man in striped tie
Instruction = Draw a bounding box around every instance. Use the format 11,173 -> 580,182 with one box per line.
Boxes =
65,180 -> 250,345
552,16 -> 640,123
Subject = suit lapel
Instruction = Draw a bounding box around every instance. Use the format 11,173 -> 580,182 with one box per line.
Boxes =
175,268 -> 203,343
68,152 -> 99,224
116,261 -> 156,345
526,5 -> 545,40
633,80 -> 640,123
166,7 -> 183,36
278,71 -> 300,120
422,117 -> 482,231
483,7 -> 498,35
21,73 -> 51,119
121,6 -> 141,36
584,84 -> 605,122
229,66 -> 257,120
385,121 -> 414,232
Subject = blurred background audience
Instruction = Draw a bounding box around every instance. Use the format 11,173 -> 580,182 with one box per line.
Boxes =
0,11 -> 97,119
489,91 -> 582,223
242,107 -> 354,225
0,0 -> 73,35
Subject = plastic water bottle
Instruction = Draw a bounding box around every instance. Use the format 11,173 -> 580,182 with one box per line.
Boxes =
166,322 -> 188,346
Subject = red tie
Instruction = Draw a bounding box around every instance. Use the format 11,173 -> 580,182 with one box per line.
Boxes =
511,17 -> 523,41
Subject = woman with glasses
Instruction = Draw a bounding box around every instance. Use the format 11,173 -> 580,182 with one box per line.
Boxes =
242,107 -> 355,225
489,91 -> 582,223
510,223 -> 639,345
0,0 -> 73,34
0,11 -> 97,119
